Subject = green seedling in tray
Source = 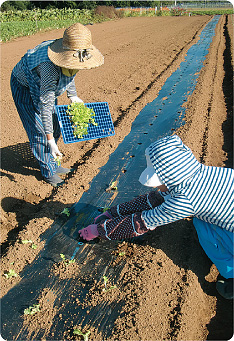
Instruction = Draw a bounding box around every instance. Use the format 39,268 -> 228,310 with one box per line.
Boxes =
66,102 -> 98,139
4,269 -> 18,279
73,329 -> 91,341
24,304 -> 40,316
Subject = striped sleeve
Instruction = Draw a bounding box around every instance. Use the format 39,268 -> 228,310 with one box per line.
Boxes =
142,194 -> 195,229
38,62 -> 59,134
66,78 -> 78,99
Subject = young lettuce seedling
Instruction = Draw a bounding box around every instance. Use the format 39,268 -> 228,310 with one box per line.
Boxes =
60,253 -> 75,266
24,304 -> 40,315
73,329 -> 90,341
4,269 -> 18,279
66,102 -> 97,139
21,239 -> 37,249
102,275 -> 117,293
106,181 -> 118,192
61,208 -> 70,217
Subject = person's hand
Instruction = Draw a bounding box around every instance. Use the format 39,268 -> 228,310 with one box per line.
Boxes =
47,138 -> 63,159
70,96 -> 84,103
94,211 -> 112,224
78,224 -> 98,241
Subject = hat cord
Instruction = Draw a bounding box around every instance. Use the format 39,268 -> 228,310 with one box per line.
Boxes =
63,46 -> 92,62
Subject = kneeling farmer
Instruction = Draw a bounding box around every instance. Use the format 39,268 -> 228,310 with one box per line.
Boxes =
79,135 -> 234,299
11,23 -> 104,187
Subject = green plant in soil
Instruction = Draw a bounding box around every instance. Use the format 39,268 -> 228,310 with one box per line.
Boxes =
61,208 -> 70,217
21,239 -> 37,249
4,269 -> 18,279
102,275 -> 117,293
60,253 -> 75,265
106,181 -> 118,192
66,102 -> 97,138
24,304 -> 40,315
73,328 -> 91,341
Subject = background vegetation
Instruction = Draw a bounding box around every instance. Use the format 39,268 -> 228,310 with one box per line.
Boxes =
0,1 -> 233,42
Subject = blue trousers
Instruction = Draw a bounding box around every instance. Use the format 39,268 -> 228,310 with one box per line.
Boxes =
10,73 -> 61,178
193,218 -> 234,279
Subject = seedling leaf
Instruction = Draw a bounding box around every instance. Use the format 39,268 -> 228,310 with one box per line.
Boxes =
102,275 -> 117,292
55,156 -> 62,166
61,208 -> 70,217
21,239 -> 37,249
4,269 -> 18,279
60,253 -> 75,265
21,239 -> 33,244
106,181 -> 118,192
73,329 -> 90,341
24,304 -> 40,315
66,103 -> 97,139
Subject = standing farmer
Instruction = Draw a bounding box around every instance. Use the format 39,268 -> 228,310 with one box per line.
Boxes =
11,23 -> 104,186
79,135 -> 234,299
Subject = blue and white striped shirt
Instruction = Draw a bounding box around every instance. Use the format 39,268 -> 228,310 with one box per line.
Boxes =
12,40 -> 77,134
142,135 -> 234,232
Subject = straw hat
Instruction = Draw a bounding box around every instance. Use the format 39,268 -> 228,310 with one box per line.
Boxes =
48,23 -> 104,69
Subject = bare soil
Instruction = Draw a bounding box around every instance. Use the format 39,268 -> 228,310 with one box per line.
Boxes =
1,15 -> 233,340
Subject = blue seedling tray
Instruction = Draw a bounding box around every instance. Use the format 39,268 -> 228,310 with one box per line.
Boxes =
55,102 -> 115,144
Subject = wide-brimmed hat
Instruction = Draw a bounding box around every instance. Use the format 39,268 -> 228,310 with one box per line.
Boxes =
139,148 -> 163,187
48,23 -> 104,69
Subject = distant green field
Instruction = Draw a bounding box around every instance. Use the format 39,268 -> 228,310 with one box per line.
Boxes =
190,8 -> 233,15
1,7 -> 233,42
0,8 -> 105,42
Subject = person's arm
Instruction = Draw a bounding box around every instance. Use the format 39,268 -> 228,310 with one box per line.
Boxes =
38,62 -> 59,135
94,190 -> 164,224
97,212 -> 148,240
141,195 -> 195,230
86,194 -> 195,241
66,77 -> 84,103
66,78 -> 77,98
38,62 -> 63,158
109,190 -> 164,218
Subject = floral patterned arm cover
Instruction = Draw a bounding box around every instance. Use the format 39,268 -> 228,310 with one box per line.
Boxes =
109,190 -> 164,218
97,191 -> 164,240
97,213 -> 148,240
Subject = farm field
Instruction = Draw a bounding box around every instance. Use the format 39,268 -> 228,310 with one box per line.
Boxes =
1,15 -> 233,340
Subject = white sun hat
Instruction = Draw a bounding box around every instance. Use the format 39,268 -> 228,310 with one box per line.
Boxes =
139,148 -> 163,187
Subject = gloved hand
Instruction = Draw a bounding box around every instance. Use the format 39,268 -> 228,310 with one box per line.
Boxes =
78,224 -> 99,241
47,138 -> 63,159
70,96 -> 84,103
94,211 -> 112,224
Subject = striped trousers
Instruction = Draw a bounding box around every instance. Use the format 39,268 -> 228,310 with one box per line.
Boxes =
10,73 -> 61,178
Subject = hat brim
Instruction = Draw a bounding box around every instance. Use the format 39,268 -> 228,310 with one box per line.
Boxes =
139,167 -> 163,187
48,39 -> 104,69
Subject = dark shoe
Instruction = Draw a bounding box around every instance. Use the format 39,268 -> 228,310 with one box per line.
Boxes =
216,277 -> 234,299
56,166 -> 75,175
44,174 -> 65,187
